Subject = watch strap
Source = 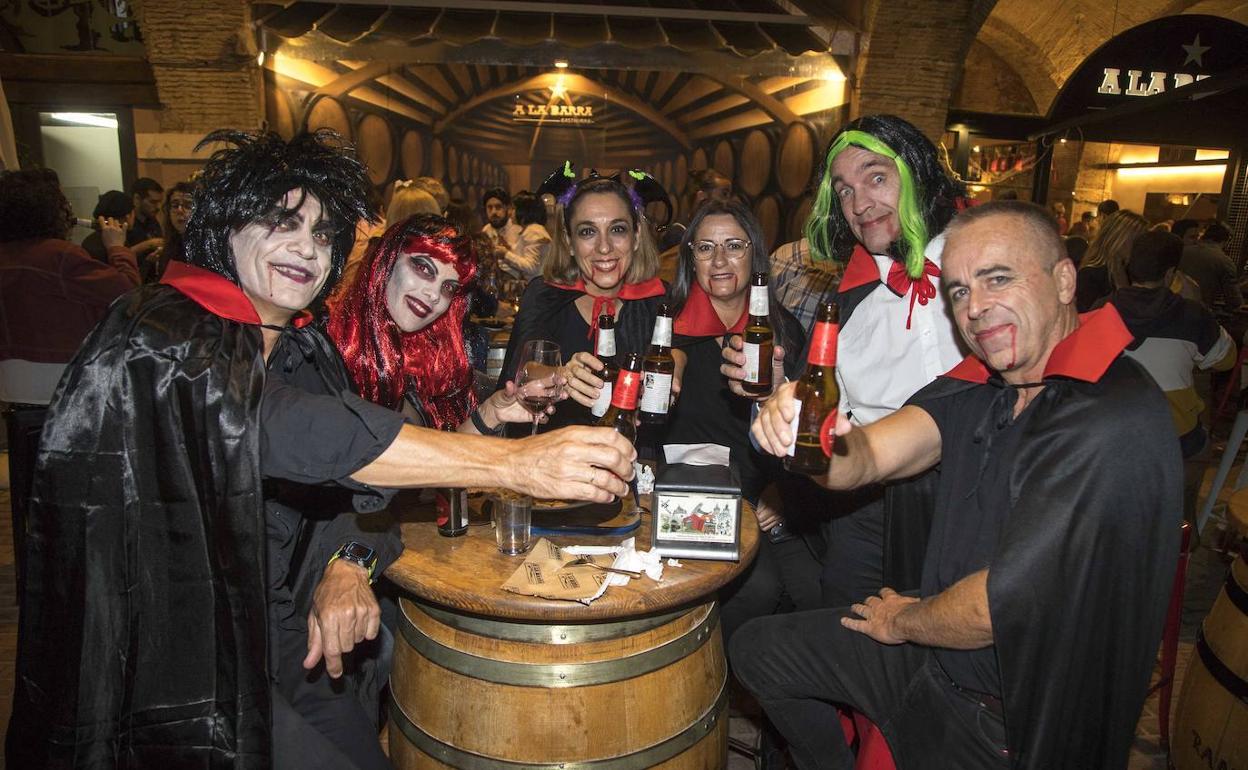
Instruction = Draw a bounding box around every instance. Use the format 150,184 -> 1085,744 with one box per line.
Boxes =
470,407 -> 505,436
329,541 -> 378,582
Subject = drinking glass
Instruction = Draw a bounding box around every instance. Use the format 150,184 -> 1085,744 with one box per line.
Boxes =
493,490 -> 533,555
515,339 -> 562,436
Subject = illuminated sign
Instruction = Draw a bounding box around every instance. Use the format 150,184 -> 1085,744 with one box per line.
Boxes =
1096,68 -> 1209,96
512,103 -> 595,125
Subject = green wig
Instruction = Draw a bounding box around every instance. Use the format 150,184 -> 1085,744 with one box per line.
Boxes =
804,130 -> 929,280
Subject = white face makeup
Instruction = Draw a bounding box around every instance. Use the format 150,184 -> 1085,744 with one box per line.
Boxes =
570,191 -> 637,294
385,250 -> 461,333
230,189 -> 336,325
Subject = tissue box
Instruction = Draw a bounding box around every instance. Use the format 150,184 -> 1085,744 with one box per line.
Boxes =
650,462 -> 742,561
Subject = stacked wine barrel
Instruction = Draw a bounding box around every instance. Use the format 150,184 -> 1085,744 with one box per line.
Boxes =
644,121 -> 828,255
285,93 -> 509,202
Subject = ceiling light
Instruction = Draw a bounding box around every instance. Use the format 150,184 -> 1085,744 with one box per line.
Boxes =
554,60 -> 569,69
49,112 -> 118,128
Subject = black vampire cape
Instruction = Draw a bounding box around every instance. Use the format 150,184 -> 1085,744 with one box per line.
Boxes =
933,306 -> 1181,769
5,258 -> 405,769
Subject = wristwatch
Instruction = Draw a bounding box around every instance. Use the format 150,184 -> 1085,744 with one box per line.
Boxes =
329,541 -> 378,582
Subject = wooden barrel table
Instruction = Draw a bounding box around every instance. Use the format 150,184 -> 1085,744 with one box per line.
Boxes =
385,497 -> 758,769
1171,489 -> 1248,769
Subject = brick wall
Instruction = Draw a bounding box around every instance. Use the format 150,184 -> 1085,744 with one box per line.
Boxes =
136,0 -> 260,134
851,0 -> 997,141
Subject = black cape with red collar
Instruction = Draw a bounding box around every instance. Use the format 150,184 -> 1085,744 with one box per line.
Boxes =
8,264 -> 286,768
920,306 -> 1181,769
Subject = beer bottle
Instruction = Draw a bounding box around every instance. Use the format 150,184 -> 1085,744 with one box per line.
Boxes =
639,303 -> 675,425
785,301 -> 840,476
436,425 -> 469,536
598,352 -> 643,444
741,272 -> 774,396
590,313 -> 618,418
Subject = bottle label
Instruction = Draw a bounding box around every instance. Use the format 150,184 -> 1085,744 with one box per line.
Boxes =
640,371 -> 673,413
786,398 -> 802,457
650,316 -> 673,346
808,321 -> 838,367
743,341 -> 761,384
591,381 -> 613,417
820,409 -> 838,458
611,370 -> 641,409
596,328 -> 616,357
749,284 -> 769,316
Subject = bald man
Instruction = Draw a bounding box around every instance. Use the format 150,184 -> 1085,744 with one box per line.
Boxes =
732,201 -> 1180,770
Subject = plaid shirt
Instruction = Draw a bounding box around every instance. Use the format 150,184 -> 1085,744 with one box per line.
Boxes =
768,238 -> 842,332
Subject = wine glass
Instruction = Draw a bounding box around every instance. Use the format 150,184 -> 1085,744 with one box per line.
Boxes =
515,339 -> 562,436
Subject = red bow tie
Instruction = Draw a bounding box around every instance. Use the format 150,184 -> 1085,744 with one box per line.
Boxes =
886,259 -> 940,330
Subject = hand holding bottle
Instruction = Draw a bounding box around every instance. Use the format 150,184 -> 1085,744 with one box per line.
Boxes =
720,335 -> 787,401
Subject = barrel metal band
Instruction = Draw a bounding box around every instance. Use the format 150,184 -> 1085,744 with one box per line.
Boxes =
1195,628 -> 1248,703
399,602 -> 719,688
1224,565 -> 1248,616
388,674 -> 729,769
410,599 -> 690,644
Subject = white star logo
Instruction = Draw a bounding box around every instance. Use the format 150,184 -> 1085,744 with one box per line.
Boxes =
1182,33 -> 1210,67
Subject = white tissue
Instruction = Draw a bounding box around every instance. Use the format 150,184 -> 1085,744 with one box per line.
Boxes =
634,462 -> 656,495
563,537 -> 665,603
662,443 -> 731,467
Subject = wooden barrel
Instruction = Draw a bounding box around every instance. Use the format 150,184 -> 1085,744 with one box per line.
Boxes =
1171,555 -> 1248,769
778,121 -> 818,199
305,96 -> 352,141
468,186 -> 480,210
788,195 -> 813,242
389,598 -> 728,768
470,156 -> 481,184
356,113 -> 394,186
429,138 -> 445,181
448,147 -> 460,184
450,184 -> 465,203
691,147 -> 708,172
400,130 -> 424,179
738,129 -> 772,198
753,195 -> 781,253
265,88 -> 295,140
713,139 -> 734,180
674,153 -> 688,194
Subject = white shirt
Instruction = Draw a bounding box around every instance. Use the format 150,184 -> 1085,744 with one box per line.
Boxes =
836,233 -> 966,425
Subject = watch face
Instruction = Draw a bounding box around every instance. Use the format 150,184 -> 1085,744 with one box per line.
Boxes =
342,542 -> 376,562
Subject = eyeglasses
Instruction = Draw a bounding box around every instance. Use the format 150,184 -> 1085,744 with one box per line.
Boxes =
168,200 -> 193,212
692,238 -> 751,261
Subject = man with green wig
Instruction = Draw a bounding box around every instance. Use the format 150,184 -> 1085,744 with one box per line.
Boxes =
725,114 -> 967,608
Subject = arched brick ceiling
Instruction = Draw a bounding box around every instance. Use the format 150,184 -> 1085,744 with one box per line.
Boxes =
972,0 -> 1248,114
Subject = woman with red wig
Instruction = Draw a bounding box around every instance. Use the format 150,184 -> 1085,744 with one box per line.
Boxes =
328,213 -> 554,432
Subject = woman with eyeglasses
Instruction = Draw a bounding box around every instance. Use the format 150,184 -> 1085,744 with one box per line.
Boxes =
145,180 -> 195,282
498,168 -> 672,432
667,199 -> 819,642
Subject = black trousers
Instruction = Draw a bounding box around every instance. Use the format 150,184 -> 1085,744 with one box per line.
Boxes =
819,487 -> 886,607
4,404 -> 47,605
720,532 -> 823,645
729,609 -> 1010,770
273,621 -> 394,770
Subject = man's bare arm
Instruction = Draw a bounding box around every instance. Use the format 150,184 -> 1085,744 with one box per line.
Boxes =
752,384 -> 942,491
843,570 -> 993,649
350,423 -> 634,503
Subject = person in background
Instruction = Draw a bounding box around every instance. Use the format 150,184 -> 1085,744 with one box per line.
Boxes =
386,180 -> 440,225
1097,198 -> 1120,218
412,176 -> 449,214
445,198 -> 483,236
328,213 -> 553,433
1075,209 -> 1147,311
768,236 -> 842,333
1180,221 -> 1243,313
127,176 -> 165,261
146,179 -> 194,282
495,190 -> 551,281
0,168 -> 138,609
482,187 -> 522,274
1094,230 -> 1236,517
80,189 -> 135,262
1063,235 -> 1088,268
659,168 -> 733,252
1172,218 -> 1201,245
1051,201 -> 1069,235
1067,210 -> 1096,239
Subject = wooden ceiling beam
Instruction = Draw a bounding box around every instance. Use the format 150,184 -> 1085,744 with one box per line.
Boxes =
406,65 -> 458,103
703,72 -> 799,125
689,109 -> 772,139
324,0 -> 815,26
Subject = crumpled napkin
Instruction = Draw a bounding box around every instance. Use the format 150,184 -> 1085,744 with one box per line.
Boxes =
562,537 -> 666,603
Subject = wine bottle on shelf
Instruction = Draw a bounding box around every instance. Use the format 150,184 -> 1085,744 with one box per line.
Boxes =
590,313 -> 618,419
639,303 -> 675,425
741,272 -> 774,397
597,352 -> 643,444
785,300 -> 840,476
